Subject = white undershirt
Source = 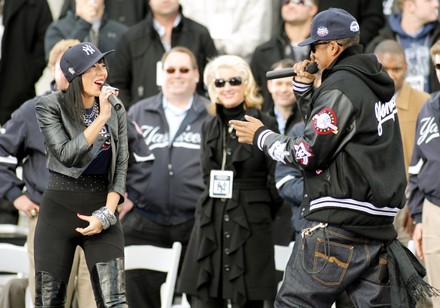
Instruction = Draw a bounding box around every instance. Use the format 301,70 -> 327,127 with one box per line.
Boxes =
163,96 -> 193,143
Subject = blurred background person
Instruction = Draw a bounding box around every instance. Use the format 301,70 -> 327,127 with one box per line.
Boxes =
109,0 -> 217,109
0,0 -> 53,224
408,39 -> 440,308
118,46 -> 211,308
366,0 -> 440,93
251,0 -> 317,112
178,54 -> 282,307
59,0 -> 149,27
374,39 -> 430,248
0,0 -> 52,125
44,0 -> 128,69
179,0 -> 272,63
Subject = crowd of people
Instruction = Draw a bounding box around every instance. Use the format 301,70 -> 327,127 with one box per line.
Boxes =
1,0 -> 440,307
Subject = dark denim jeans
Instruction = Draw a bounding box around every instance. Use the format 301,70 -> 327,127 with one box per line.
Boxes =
275,221 -> 391,308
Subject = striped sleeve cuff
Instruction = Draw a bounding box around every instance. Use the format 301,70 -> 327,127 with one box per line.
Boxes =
254,128 -> 274,151
293,79 -> 313,94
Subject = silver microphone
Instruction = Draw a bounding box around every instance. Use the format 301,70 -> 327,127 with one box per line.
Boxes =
101,84 -> 122,110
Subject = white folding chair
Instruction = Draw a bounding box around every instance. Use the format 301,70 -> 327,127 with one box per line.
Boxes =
124,242 -> 182,308
0,243 -> 29,284
274,241 -> 295,291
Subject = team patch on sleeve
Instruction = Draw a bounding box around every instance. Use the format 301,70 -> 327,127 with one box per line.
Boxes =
294,141 -> 312,165
312,108 -> 339,135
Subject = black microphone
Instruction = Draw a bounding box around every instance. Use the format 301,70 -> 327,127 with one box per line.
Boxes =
102,84 -> 122,110
266,62 -> 318,80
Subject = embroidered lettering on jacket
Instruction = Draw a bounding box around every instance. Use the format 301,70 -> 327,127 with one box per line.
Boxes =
418,117 -> 440,145
294,141 -> 312,165
375,97 -> 397,136
312,108 -> 339,135
140,125 -> 201,150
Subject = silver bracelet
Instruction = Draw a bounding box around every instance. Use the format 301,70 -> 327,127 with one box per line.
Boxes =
92,207 -> 117,230
100,206 -> 117,226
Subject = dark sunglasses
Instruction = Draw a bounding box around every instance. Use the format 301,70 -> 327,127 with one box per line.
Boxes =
165,67 -> 191,74
310,41 -> 330,53
435,63 -> 440,70
282,0 -> 306,5
214,77 -> 243,88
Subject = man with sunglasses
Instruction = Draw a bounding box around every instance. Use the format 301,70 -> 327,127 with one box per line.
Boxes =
251,0 -> 318,112
118,46 -> 212,308
231,8 -> 434,307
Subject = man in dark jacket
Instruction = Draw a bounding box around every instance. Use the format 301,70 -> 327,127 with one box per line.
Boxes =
118,46 -> 211,308
0,0 -> 53,224
44,0 -> 128,69
251,0 -> 317,112
232,9 -> 429,307
59,0 -> 149,27
0,0 -> 52,125
108,0 -> 217,109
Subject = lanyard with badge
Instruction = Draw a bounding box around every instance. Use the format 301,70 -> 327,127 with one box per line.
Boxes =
209,126 -> 234,199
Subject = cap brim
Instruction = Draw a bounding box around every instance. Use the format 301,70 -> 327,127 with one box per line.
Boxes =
298,37 -> 317,47
77,49 -> 115,76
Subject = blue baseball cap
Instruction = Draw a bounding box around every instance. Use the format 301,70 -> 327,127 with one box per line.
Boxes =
60,42 -> 113,83
298,8 -> 360,46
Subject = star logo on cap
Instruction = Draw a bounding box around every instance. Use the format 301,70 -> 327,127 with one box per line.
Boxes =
317,26 -> 329,37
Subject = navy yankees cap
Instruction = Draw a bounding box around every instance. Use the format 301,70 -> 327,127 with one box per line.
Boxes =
60,42 -> 113,83
298,8 -> 360,46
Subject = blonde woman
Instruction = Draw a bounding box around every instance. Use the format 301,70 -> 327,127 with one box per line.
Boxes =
179,55 -> 282,307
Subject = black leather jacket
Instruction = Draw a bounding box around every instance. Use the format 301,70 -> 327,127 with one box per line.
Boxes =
35,91 -> 129,201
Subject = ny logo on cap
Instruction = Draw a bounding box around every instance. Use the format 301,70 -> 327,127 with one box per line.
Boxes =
82,44 -> 96,56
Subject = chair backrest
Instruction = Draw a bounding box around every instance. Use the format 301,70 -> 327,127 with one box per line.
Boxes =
0,243 -> 29,276
124,242 -> 182,308
274,241 -> 295,272
274,241 -> 295,291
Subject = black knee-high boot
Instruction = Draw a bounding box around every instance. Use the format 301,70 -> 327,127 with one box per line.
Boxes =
91,257 -> 128,308
34,271 -> 67,308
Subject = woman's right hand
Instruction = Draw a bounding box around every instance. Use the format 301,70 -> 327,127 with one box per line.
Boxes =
76,213 -> 103,236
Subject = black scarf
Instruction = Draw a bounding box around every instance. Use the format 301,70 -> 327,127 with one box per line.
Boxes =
387,239 -> 440,307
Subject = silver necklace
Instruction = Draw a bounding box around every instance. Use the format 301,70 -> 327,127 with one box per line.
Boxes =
83,103 -> 99,126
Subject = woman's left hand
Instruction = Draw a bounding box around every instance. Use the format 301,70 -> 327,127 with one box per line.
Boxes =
75,213 -> 103,236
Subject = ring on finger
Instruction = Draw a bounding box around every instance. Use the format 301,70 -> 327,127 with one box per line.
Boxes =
31,209 -> 37,217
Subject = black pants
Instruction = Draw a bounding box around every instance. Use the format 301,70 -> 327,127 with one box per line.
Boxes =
122,210 -> 194,308
34,189 -> 125,284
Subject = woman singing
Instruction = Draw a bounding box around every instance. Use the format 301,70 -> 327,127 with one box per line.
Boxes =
34,42 -> 128,307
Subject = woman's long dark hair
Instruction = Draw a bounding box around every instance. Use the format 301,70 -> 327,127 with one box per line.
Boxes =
63,76 -> 86,126
62,58 -> 107,126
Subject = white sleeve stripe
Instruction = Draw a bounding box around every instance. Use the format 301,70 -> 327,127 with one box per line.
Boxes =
408,158 -> 424,175
275,174 -> 297,189
257,130 -> 274,150
0,155 -> 18,165
293,80 -> 312,94
133,153 -> 155,162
